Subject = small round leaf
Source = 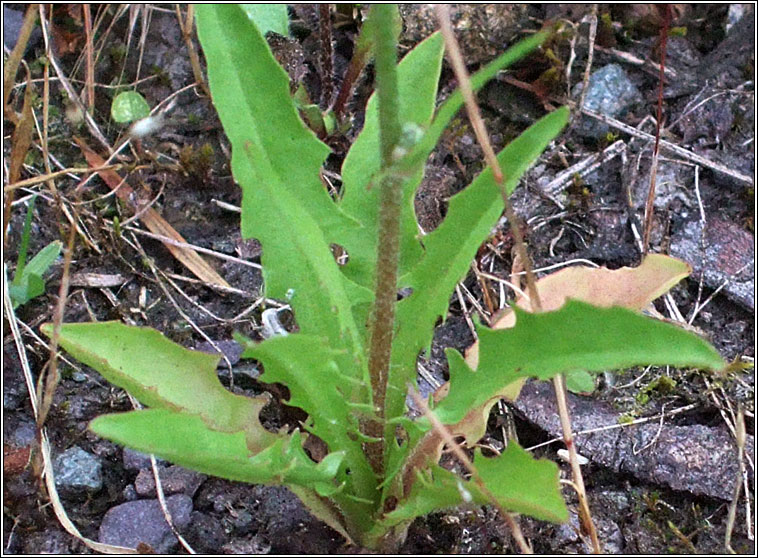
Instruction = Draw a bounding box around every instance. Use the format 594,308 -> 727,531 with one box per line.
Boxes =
111,91 -> 151,124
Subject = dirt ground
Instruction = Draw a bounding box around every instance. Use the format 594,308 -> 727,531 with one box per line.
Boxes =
3,4 -> 755,554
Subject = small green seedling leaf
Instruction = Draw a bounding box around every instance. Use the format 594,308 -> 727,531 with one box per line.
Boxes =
111,91 -> 151,124
238,4 -> 289,36
565,369 -> 596,394
11,240 -> 61,308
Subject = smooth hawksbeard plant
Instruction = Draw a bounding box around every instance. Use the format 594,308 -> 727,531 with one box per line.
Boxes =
43,5 -> 724,551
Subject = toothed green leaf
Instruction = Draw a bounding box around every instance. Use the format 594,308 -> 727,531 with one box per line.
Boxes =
379,443 -> 567,528
196,5 -> 369,377
385,107 -> 570,439
435,300 -> 725,426
41,321 -> 276,451
91,409 -> 342,495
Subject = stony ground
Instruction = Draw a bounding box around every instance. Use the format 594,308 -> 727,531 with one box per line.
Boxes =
3,4 -> 754,554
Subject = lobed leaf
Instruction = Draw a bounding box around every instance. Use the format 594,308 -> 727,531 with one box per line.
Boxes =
41,321 -> 276,451
463,254 -> 693,395
435,300 -> 725,426
379,443 -> 567,528
91,409 -> 342,495
238,334 -> 378,502
195,5 -> 369,374
386,107 -> 570,430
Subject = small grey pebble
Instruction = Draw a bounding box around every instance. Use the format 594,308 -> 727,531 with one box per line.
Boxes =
54,446 -> 103,493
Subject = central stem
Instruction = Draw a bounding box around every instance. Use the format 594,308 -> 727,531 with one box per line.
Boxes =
365,4 -> 402,476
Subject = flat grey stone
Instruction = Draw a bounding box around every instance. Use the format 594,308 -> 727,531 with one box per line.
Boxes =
670,217 -> 754,311
514,381 -> 754,501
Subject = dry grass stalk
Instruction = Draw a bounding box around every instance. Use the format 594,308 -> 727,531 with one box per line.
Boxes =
74,138 -> 232,289
435,6 -> 602,552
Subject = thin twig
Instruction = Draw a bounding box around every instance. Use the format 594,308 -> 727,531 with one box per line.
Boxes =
5,164 -> 122,191
642,4 -> 670,254
524,401 -> 700,452
175,5 -> 210,98
577,5 -> 598,114
121,224 -> 262,270
584,107 -> 753,186
37,209 -> 77,427
83,5 -> 95,112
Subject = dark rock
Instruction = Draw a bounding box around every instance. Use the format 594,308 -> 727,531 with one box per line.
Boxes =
53,446 -> 103,493
674,90 -> 737,147
22,529 -> 75,554
184,511 -> 229,554
230,509 -> 254,534
514,380 -> 755,501
702,7 -> 755,88
134,465 -> 206,498
3,346 -> 24,411
3,6 -> 42,52
99,494 -> 192,553
8,418 -> 36,448
670,217 -> 754,311
573,64 -> 642,138
554,513 -> 623,554
195,478 -> 254,514
123,447 -> 162,471
247,485 -> 344,553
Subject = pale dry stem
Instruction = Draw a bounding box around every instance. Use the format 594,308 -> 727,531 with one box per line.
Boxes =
436,6 -> 602,552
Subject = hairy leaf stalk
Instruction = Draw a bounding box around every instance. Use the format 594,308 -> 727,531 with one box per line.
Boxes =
365,4 -> 402,476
